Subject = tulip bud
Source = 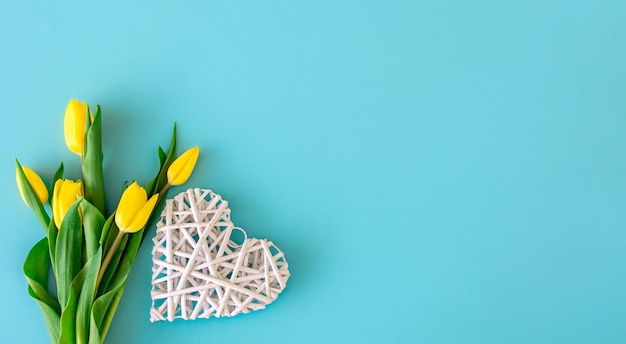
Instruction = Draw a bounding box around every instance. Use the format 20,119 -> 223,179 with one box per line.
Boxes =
53,179 -> 84,228
64,99 -> 90,155
16,166 -> 48,205
167,146 -> 199,186
115,182 -> 158,233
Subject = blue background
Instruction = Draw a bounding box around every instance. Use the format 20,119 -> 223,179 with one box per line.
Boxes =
1,1 -> 625,343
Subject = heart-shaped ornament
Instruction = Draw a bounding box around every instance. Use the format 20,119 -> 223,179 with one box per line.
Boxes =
150,188 -> 290,322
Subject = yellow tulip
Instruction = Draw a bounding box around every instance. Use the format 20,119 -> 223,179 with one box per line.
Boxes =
64,99 -> 90,155
16,166 -> 48,205
115,182 -> 158,233
53,179 -> 84,228
167,146 -> 199,186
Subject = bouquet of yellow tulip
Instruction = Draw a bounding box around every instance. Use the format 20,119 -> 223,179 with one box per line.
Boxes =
15,100 -> 199,344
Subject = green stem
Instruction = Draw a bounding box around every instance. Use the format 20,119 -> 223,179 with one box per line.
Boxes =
159,182 -> 171,198
95,231 -> 125,291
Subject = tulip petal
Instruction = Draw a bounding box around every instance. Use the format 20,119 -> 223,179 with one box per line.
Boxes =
15,159 -> 51,231
64,99 -> 88,155
16,166 -> 49,205
115,182 -> 147,231
53,179 -> 84,229
167,146 -> 199,186
61,180 -> 83,221
126,194 -> 159,233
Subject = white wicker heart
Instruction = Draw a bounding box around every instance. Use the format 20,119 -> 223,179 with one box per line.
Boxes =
150,188 -> 290,322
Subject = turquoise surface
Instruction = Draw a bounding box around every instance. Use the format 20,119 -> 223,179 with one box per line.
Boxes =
1,1 -> 625,343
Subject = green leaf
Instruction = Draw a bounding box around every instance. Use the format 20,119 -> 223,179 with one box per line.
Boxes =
58,287 -> 78,344
100,286 -> 125,343
24,238 -> 62,343
99,213 -> 115,246
55,200 -> 84,307
47,219 -> 58,276
158,146 -> 166,166
97,231 -> 128,296
143,123 -> 177,242
76,248 -> 102,344
98,256 -> 132,342
88,312 -> 101,344
15,158 -> 50,231
48,162 -> 64,207
140,192 -> 168,244
126,229 -> 145,264
80,199 -> 105,260
92,256 -> 131,337
92,287 -> 119,332
153,123 -> 177,195
147,145 -> 168,195
59,248 -> 99,344
29,289 -> 61,343
24,238 -> 61,314
83,105 -> 106,214
104,221 -> 121,255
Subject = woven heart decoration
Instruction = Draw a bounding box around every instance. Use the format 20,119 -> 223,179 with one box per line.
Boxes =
150,188 -> 290,322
